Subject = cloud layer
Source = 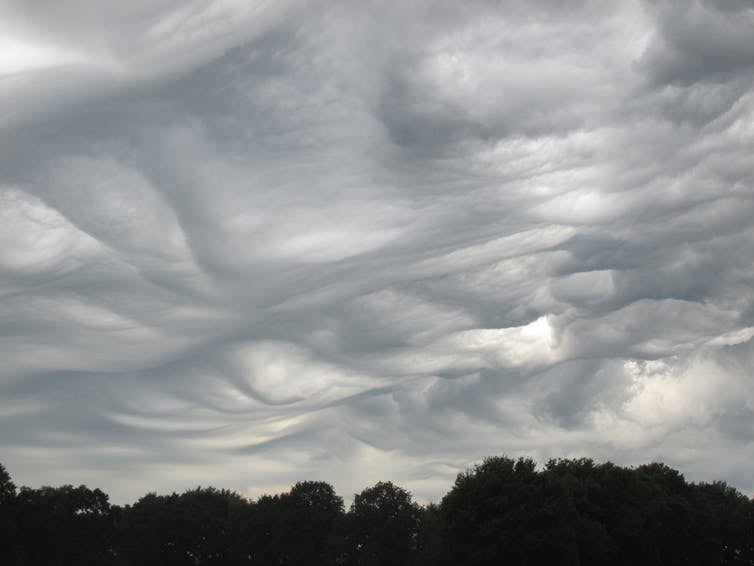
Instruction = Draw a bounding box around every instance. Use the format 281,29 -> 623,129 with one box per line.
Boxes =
1,0 -> 754,503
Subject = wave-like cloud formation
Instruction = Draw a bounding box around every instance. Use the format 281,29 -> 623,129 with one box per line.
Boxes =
1,0 -> 753,502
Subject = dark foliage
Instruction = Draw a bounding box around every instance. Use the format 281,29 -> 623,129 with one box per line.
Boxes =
118,487 -> 249,565
244,481 -> 344,565
7,483 -> 115,566
343,481 -> 421,566
0,457 -> 752,566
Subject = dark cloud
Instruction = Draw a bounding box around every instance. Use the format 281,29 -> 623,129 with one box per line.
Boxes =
1,0 -> 753,503
639,0 -> 754,87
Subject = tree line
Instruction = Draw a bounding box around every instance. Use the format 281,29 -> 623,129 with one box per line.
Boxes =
1,456 -> 753,565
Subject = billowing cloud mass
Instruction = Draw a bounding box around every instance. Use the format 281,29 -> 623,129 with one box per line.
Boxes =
1,0 -> 753,503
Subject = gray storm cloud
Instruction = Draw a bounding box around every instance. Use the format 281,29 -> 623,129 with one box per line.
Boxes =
1,0 -> 753,503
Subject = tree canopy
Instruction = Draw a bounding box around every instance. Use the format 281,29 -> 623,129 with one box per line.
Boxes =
0,457 -> 752,566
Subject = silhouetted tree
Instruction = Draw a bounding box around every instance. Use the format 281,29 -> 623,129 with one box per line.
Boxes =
244,481 -> 344,566
344,481 -> 421,566
13,484 -> 116,566
0,464 -> 15,504
119,487 -> 247,566
3,457 -> 753,566
441,456 -> 555,566
0,464 -> 18,565
411,502 -> 449,566
540,458 -> 615,565
689,480 -> 754,565
244,493 -> 284,565
281,481 -> 344,565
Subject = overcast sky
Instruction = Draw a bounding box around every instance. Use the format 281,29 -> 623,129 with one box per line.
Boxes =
1,0 -> 754,504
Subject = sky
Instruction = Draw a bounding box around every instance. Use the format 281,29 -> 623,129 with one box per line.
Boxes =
1,0 -> 754,505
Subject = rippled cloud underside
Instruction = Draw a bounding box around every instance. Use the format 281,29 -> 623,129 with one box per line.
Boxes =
1,0 -> 754,502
